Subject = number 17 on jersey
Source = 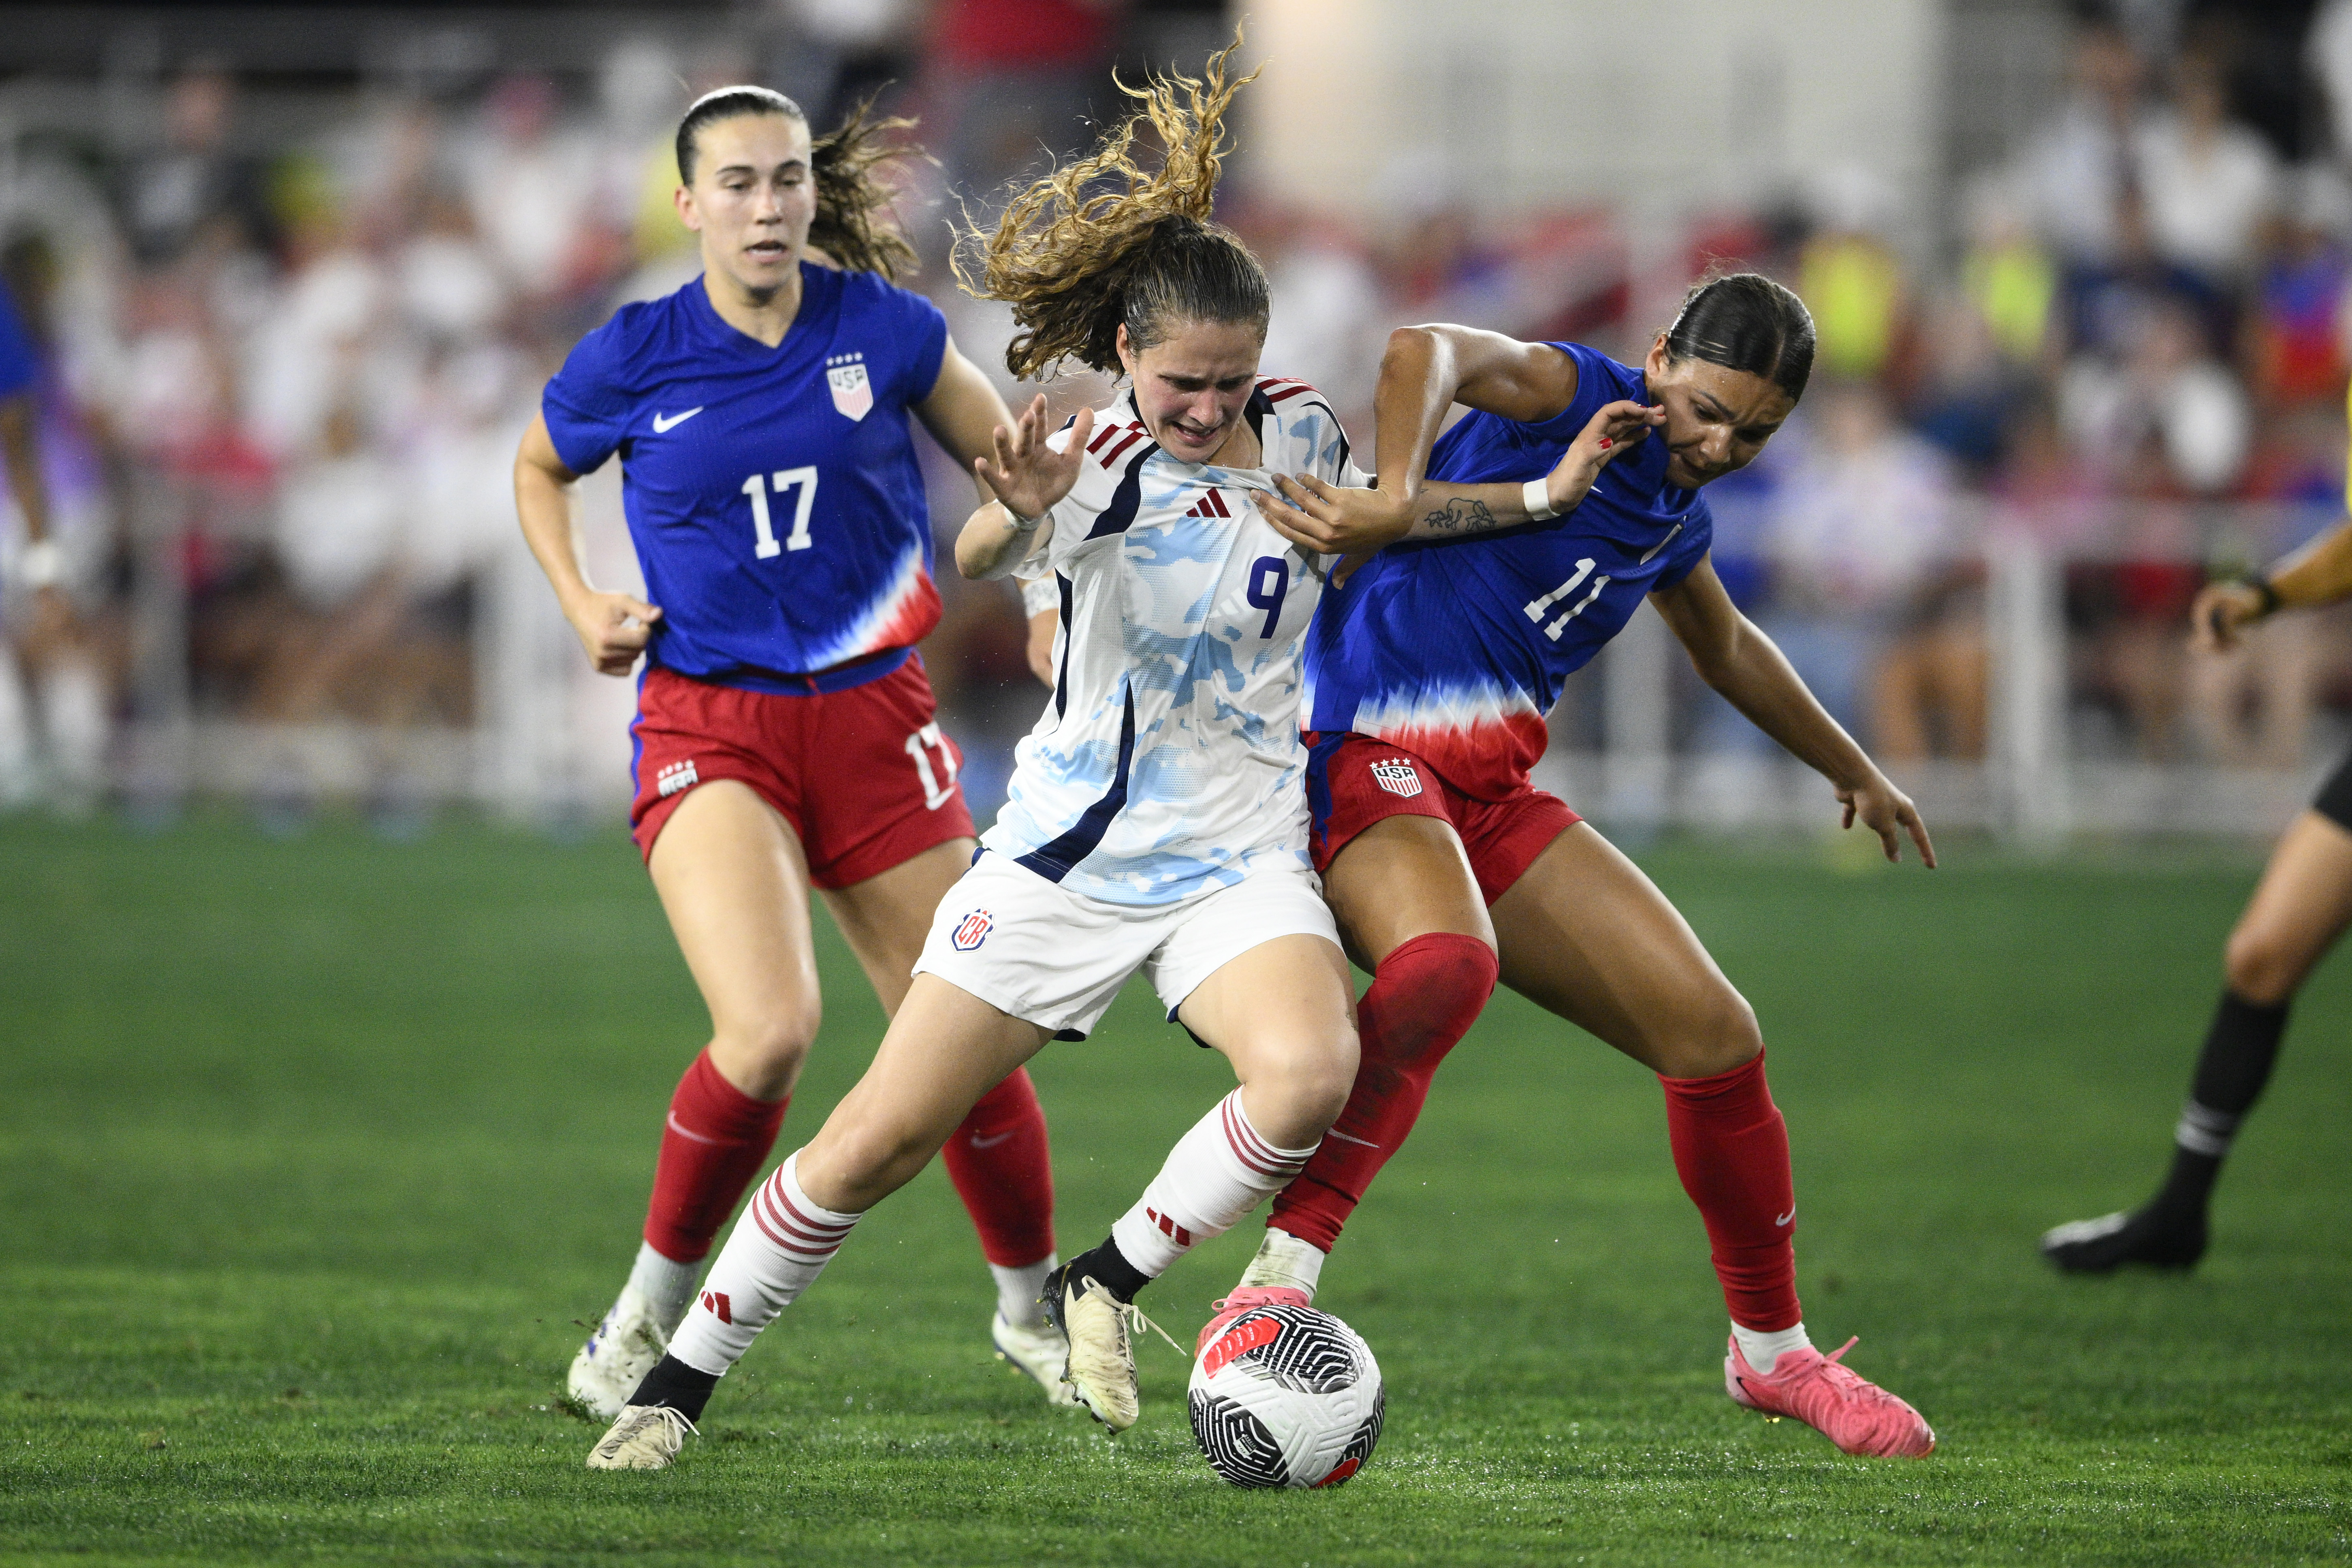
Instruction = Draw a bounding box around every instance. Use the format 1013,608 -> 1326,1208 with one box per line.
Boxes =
741,467 -> 819,559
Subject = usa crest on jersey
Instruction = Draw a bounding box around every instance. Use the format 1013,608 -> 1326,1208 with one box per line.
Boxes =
950,908 -> 993,951
1370,758 -> 1423,798
826,355 -> 872,422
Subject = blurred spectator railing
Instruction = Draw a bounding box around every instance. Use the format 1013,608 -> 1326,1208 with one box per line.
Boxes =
94,478 -> 2352,842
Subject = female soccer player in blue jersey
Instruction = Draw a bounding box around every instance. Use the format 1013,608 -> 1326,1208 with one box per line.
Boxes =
1229,276 -> 1941,1459
579,46 -> 1643,1468
513,87 -> 1062,1420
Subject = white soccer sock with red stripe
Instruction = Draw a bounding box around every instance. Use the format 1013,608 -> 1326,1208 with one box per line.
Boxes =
1109,1090 -> 1320,1280
666,1150 -> 861,1377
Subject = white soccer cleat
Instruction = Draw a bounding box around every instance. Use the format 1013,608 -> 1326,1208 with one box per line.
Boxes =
1040,1264 -> 1182,1434
585,1404 -> 697,1471
567,1284 -> 670,1421
992,1311 -> 1081,1407
1056,1277 -> 1140,1433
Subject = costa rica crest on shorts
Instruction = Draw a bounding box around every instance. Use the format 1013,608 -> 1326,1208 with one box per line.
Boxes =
1370,758 -> 1423,798
826,354 -> 873,422
950,908 -> 993,951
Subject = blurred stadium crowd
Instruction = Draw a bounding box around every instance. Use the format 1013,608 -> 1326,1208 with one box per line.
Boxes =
5,0 -> 2352,830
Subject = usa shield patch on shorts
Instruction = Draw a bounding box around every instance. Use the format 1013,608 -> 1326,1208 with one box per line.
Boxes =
950,908 -> 993,951
1370,758 -> 1423,798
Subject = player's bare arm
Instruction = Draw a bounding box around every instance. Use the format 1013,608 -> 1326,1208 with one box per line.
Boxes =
2193,513 -> 2352,653
1650,557 -> 1935,868
958,394 -> 1093,580
912,336 -> 1021,498
0,389 -> 69,643
1253,398 -> 1662,555
512,413 -> 661,676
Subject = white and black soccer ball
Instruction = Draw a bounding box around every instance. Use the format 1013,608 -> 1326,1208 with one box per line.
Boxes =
1188,1304 -> 1384,1489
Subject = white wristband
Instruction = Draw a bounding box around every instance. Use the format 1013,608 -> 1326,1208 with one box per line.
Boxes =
1005,507 -> 1046,535
1522,478 -> 1559,522
15,538 -> 61,589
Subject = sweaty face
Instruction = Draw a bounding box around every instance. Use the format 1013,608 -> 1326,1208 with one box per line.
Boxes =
677,113 -> 817,298
1118,319 -> 1265,464
1640,335 -> 1796,489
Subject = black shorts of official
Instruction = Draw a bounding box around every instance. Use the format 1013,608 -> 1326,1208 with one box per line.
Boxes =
2315,745 -> 2352,831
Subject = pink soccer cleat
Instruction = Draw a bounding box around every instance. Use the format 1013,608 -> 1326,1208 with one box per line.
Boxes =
1195,1286 -> 1310,1358
1724,1335 -> 1936,1458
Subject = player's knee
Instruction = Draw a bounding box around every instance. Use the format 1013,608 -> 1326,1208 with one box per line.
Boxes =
2223,923 -> 2306,1007
1246,1042 -> 1357,1148
806,1114 -> 933,1211
1653,984 -> 1762,1079
710,1005 -> 821,1099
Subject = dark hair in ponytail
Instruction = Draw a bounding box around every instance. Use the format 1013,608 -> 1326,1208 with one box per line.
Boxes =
952,32 -> 1268,379
675,85 -> 922,282
1664,272 -> 1816,403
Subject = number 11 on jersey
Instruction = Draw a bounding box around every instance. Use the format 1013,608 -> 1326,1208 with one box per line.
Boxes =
1524,557 -> 1609,641
741,467 -> 819,559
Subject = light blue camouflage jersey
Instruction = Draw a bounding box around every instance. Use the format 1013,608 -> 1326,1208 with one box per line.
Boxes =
981,377 -> 1365,906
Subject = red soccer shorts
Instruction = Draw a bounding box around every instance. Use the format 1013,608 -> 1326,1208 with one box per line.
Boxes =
629,655 -> 977,888
1303,730 -> 1580,906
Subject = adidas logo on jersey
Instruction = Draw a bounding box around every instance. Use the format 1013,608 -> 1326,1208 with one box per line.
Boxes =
1182,490 -> 1234,520
656,759 -> 699,798
1370,759 -> 1423,798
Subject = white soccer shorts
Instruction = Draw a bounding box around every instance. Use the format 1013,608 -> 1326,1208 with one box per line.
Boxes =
913,850 -> 1341,1040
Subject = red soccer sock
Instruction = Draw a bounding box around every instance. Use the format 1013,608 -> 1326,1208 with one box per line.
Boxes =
642,1048 -> 791,1265
941,1067 -> 1057,1267
1660,1049 -> 1801,1332
1267,932 -> 1499,1252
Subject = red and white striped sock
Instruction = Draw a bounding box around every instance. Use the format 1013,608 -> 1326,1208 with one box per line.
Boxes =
666,1150 -> 860,1377
1110,1090 -> 1320,1279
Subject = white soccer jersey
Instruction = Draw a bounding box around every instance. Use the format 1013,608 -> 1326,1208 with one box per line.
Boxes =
981,377 -> 1368,906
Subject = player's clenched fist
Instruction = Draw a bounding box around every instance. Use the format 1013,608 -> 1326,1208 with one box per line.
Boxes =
566,590 -> 663,676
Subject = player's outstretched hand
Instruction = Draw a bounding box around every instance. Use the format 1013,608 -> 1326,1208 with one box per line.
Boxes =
1253,474 -> 1412,557
567,590 -> 662,677
1836,768 -> 1937,868
2190,580 -> 2268,654
977,395 -> 1093,521
1539,399 -> 1663,516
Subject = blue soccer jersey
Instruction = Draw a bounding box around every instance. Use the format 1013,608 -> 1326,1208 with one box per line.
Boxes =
541,263 -> 950,690
0,281 -> 37,402
1302,342 -> 1713,798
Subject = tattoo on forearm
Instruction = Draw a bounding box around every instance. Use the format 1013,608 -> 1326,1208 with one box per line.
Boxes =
1421,497 -> 1500,534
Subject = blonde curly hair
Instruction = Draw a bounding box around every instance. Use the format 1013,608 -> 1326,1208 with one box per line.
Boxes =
952,31 -> 1267,380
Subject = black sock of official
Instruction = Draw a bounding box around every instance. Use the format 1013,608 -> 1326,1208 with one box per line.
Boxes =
2151,988 -> 2289,1221
627,1353 -> 721,1422
1068,1235 -> 1151,1303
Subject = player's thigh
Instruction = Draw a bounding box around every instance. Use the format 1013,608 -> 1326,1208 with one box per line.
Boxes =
1177,933 -> 1359,1146
820,836 -> 978,1017
1488,822 -> 1760,1078
800,974 -> 1052,1211
647,779 -> 824,1087
1321,813 -> 1492,969
2224,809 -> 2352,1003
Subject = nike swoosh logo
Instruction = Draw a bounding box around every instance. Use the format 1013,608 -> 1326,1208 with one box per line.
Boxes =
666,1111 -> 720,1146
651,407 -> 703,433
1774,1210 -> 1795,1227
968,1130 -> 1016,1149
1323,1129 -> 1380,1149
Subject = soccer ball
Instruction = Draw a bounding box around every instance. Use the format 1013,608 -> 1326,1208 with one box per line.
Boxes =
1188,1303 -> 1384,1488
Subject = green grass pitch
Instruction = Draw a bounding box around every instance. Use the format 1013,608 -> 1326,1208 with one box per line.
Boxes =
1,815 -> 2347,1566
